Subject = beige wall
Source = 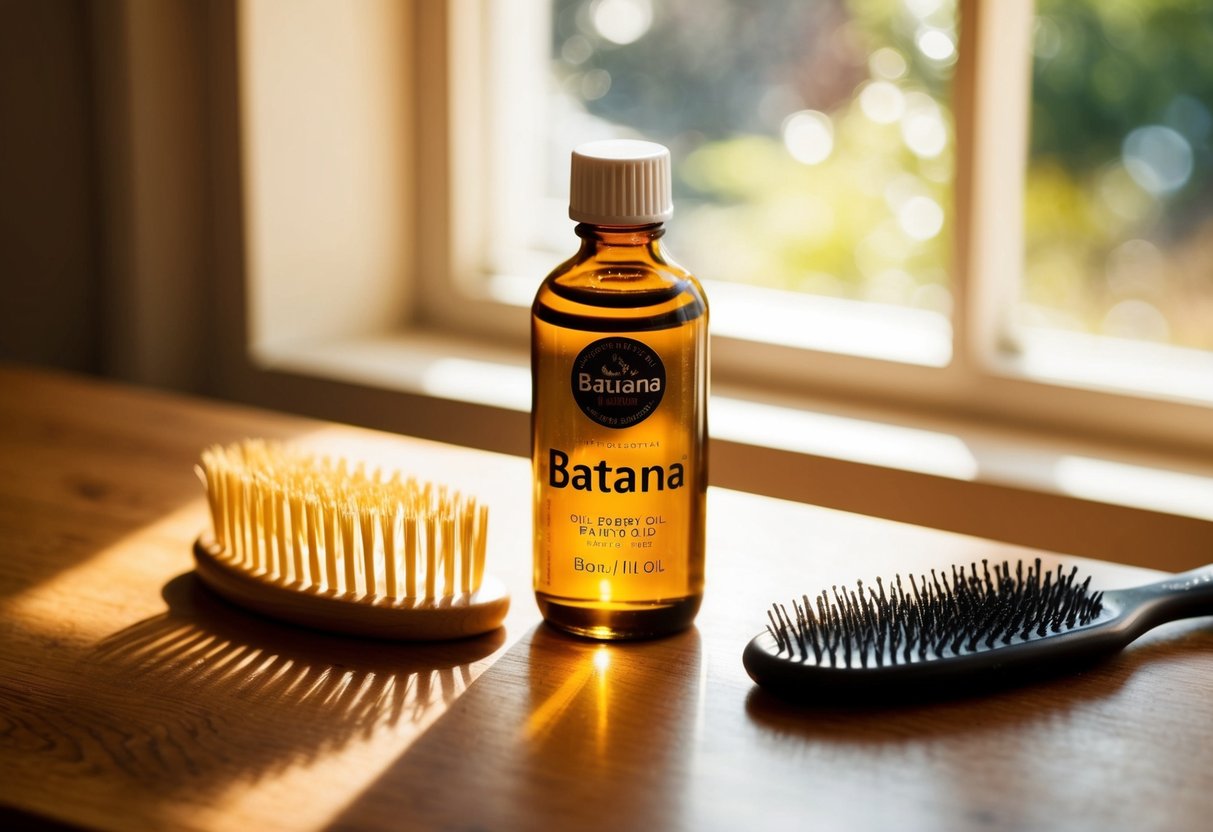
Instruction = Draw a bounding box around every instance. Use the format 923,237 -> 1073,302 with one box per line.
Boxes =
0,0 -> 214,392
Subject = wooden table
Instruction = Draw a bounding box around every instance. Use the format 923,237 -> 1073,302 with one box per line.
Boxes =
2,365 -> 1211,831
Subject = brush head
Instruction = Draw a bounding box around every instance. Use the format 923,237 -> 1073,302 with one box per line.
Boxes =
192,538 -> 510,641
744,558 -> 1118,701
193,439 -> 509,641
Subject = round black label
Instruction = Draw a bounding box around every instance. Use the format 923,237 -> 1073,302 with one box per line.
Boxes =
571,337 -> 666,429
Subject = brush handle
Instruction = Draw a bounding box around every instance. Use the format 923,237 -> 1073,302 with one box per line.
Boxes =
1117,564 -> 1213,634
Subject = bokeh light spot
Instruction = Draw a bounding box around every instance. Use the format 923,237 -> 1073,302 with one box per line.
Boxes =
916,28 -> 956,62
782,110 -> 834,165
579,69 -> 612,101
869,47 -> 908,80
561,34 -> 593,65
1123,125 -> 1194,196
898,196 -> 945,240
859,81 -> 906,124
591,0 -> 653,46
901,93 -> 948,158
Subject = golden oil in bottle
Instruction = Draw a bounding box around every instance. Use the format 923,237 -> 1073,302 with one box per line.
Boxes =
532,140 -> 708,639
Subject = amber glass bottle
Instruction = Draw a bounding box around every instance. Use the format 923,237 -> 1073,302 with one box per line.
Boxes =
532,140 -> 708,639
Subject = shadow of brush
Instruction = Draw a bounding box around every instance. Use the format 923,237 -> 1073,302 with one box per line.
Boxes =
81,573 -> 504,789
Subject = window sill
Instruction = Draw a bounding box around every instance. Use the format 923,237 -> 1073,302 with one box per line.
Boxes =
249,331 -> 1213,573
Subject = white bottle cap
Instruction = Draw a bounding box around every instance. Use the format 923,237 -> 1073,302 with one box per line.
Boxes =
569,139 -> 673,226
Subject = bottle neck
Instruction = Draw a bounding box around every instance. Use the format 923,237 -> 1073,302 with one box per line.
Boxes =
574,223 -> 667,250
545,220 -> 693,304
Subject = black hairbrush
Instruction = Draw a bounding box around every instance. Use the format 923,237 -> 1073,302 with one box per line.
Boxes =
743,558 -> 1213,701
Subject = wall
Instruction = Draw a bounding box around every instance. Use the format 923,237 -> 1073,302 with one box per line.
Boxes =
0,0 -> 212,392
0,0 -> 99,373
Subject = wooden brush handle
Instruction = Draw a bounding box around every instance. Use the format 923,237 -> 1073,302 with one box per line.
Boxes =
193,539 -> 510,641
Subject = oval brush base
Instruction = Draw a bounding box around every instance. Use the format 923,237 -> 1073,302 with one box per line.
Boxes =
193,538 -> 510,641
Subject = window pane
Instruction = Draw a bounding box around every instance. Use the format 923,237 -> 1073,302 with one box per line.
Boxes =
1022,0 -> 1213,352
545,0 -> 957,319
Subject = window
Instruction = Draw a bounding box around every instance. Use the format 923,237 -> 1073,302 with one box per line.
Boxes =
234,1 -> 1213,445
394,0 -> 1211,453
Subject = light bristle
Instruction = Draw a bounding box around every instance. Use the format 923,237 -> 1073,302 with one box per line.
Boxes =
196,439 -> 490,602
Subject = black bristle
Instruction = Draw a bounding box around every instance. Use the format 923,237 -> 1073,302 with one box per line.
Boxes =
766,607 -> 784,652
764,560 -> 1105,668
801,594 -> 822,663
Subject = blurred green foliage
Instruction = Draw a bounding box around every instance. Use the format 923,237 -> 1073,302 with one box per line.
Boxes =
551,0 -> 1213,349
1025,0 -> 1213,348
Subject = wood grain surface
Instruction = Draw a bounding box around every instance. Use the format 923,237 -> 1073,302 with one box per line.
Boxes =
2,364 -> 1211,831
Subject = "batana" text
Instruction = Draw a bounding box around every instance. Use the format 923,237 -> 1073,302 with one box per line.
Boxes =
578,373 -> 662,394
549,448 -> 684,493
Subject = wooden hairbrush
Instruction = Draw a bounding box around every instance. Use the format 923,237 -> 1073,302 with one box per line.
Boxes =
193,439 -> 509,640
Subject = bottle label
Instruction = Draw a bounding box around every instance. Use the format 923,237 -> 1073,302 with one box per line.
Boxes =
534,323 -> 704,606
570,337 -> 666,429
